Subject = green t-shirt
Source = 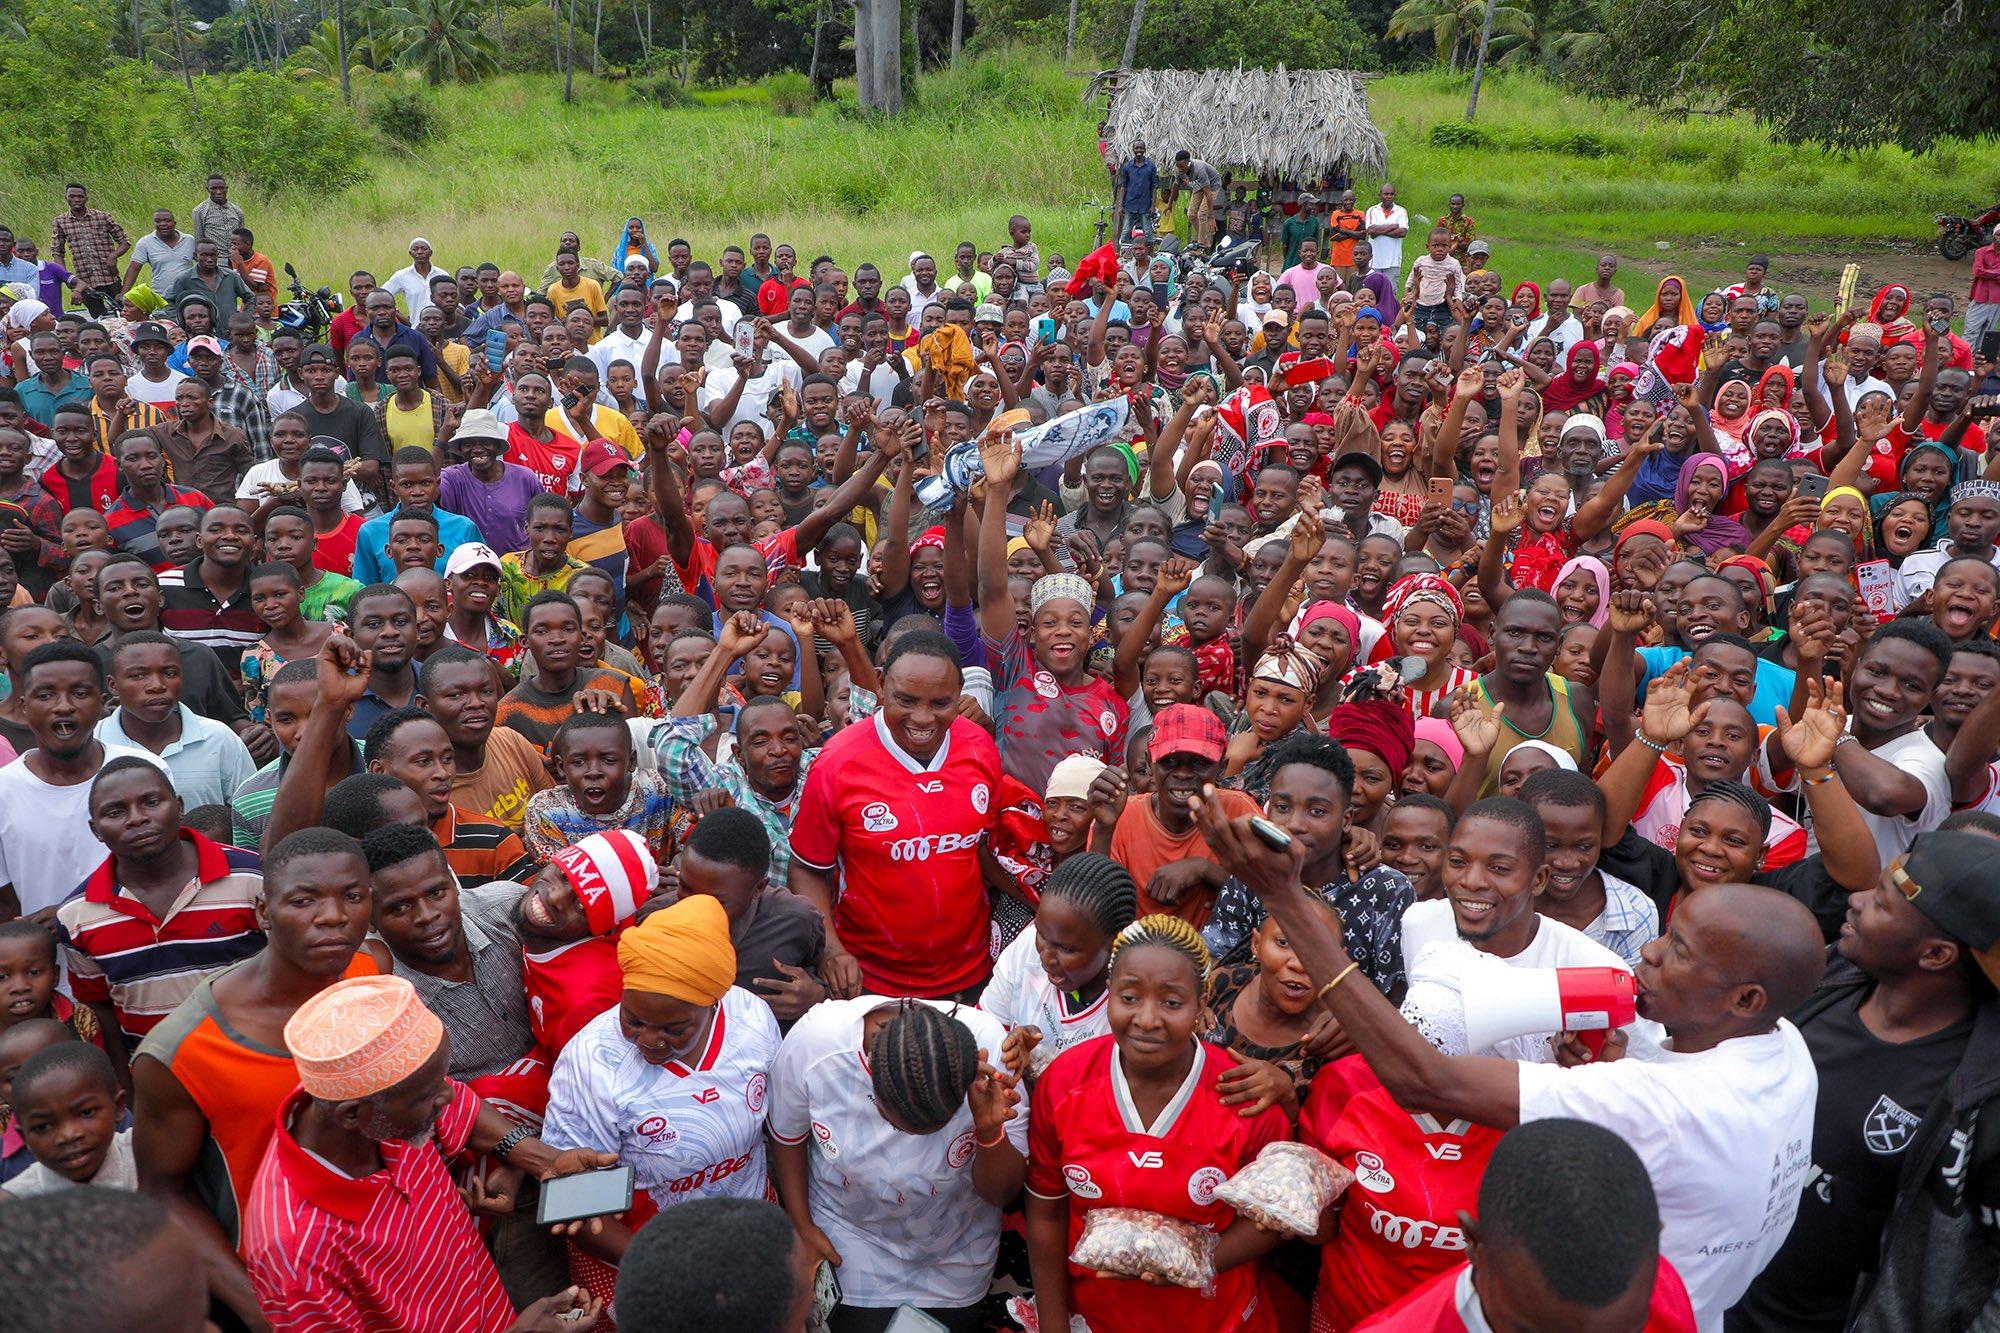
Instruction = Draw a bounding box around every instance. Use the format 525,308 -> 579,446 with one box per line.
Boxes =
301,570 -> 364,623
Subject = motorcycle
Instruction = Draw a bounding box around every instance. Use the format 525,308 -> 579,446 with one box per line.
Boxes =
279,263 -> 343,345
1936,206 -> 1999,261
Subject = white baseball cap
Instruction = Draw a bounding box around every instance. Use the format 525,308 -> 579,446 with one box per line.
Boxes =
444,542 -> 504,578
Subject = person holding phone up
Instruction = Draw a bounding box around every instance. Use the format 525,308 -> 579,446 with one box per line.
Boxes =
540,893 -> 781,1314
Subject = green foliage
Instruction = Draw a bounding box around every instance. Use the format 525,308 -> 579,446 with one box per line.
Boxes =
1585,0 -> 2000,152
486,2 -> 560,73
761,70 -> 812,115
385,0 -> 498,84
1427,120 -> 1491,149
909,45 -> 1071,121
1124,0 -> 1372,68
370,84 -> 444,142
0,0 -> 157,165
183,70 -> 370,192
630,72 -> 696,107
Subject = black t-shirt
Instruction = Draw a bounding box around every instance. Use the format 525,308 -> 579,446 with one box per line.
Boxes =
1727,985 -> 1971,1332
1596,827 -> 1849,942
294,396 -> 391,465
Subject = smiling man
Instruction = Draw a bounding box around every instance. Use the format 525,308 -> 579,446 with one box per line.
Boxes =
1397,797 -> 1651,1064
1106,704 -> 1259,926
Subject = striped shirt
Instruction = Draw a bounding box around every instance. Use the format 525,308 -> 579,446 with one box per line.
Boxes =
55,830 -> 265,1045
649,713 -> 817,890
246,1080 -> 515,1333
158,561 -> 265,674
431,805 -> 537,888
231,742 -> 365,846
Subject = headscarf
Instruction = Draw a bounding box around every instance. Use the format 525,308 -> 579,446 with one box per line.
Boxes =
1631,275 -> 1697,338
1870,440 -> 1962,543
1046,754 -> 1107,803
284,975 -> 444,1102
908,525 -> 947,558
1867,283 -> 1918,340
617,893 -> 736,1006
611,217 -> 660,275
1541,342 -> 1608,413
1716,554 -> 1777,617
1553,555 -> 1611,627
124,283 -> 166,316
1297,599 -> 1361,647
1614,518 -> 1675,550
918,323 -> 977,399
1697,290 -> 1732,333
1510,282 -> 1543,319
1744,407 -> 1802,459
1821,486 -> 1872,555
2,299 -> 48,332
1412,715 -> 1465,771
1326,698 -> 1415,777
1383,572 -> 1464,626
1674,454 -> 1753,555
1505,739 -> 1579,774
1751,364 -> 1795,411
1252,643 -> 1327,694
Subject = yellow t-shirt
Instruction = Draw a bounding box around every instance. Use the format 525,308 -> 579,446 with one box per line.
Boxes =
435,340 -> 471,404
385,393 -> 436,452
548,276 -> 606,340
546,405 -> 642,459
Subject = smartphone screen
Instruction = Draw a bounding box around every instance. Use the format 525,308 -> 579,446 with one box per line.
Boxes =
534,1165 -> 634,1226
735,323 -> 758,359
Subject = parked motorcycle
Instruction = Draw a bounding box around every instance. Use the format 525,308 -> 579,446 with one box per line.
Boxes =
279,263 -> 343,345
1937,207 -> 1999,261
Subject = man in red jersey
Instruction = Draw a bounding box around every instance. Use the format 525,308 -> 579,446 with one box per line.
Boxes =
1357,1118 -> 1695,1332
789,629 -> 1002,1001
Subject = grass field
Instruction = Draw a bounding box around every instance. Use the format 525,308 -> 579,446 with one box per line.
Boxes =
8,52 -> 2000,308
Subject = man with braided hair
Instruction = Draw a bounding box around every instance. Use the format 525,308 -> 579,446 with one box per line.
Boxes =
768,994 -> 1023,1330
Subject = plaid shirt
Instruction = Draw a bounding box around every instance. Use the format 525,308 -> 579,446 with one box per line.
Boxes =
218,344 -> 280,400
3,481 -> 68,575
50,208 -> 129,288
649,713 -> 818,890
1582,872 -> 1660,968
1202,866 -> 1416,995
204,375 -> 273,462
389,881 -> 535,1080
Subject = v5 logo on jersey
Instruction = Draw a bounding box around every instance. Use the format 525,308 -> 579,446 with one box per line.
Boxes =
693,1087 -> 721,1104
1425,1143 -> 1462,1161
916,779 -> 944,794
1127,1150 -> 1164,1168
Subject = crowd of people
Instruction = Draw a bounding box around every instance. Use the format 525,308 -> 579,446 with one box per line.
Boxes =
0,172 -> 1999,1333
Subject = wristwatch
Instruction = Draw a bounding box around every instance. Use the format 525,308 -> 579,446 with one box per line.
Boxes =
491,1124 -> 534,1163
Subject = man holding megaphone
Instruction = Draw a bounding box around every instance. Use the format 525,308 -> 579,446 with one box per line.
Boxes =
1194,786 -> 1827,1333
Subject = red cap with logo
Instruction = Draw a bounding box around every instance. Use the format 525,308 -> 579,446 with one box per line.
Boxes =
580,440 -> 635,477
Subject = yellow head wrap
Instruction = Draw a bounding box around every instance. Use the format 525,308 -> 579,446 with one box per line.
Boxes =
1822,486 -> 1866,512
616,893 -> 736,1005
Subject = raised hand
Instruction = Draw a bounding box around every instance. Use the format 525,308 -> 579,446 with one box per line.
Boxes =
1155,555 -> 1199,599
1288,505 -> 1326,563
1023,500 -> 1058,553
1640,661 -> 1701,743
808,597 -> 859,648
1087,765 -> 1128,832
1605,588 -> 1653,635
1490,489 -> 1528,536
979,431 -> 1023,488
719,609 -> 767,658
1449,686 -> 1502,758
316,632 -> 373,707
1455,363 -> 1484,396
1774,676 -> 1846,771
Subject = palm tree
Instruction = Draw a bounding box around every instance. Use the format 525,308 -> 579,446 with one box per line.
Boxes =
386,0 -> 498,84
1120,0 -> 1144,66
336,0 -> 351,100
1386,0 -> 1526,71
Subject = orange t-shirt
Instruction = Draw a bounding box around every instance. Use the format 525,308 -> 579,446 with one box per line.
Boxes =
1109,788 -> 1262,926
134,952 -> 378,1252
1327,210 -> 1368,267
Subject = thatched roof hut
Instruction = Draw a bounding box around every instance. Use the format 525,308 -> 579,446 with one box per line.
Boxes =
1089,67 -> 1388,181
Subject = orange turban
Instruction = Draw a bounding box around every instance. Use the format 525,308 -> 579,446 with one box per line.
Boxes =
616,894 -> 736,1005
284,975 -> 444,1102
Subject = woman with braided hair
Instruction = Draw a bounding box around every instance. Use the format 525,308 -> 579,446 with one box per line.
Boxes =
980,852 -> 1139,1081
1025,915 -> 1292,1333
767,995 -> 1024,1332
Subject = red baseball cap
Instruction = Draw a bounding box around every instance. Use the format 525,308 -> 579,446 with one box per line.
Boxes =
1149,704 -> 1226,764
580,440 -> 635,477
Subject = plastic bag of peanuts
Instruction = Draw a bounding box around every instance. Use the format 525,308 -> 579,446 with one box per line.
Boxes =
1068,1207 -> 1218,1293
1214,1141 -> 1353,1236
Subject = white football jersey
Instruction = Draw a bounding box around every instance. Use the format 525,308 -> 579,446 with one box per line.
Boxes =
767,996 -> 1028,1307
978,927 -> 1110,1059
542,986 -> 780,1210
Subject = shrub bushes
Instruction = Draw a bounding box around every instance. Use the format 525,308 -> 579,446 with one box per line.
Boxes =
183,71 -> 370,194
631,73 -> 696,108
370,86 -> 444,145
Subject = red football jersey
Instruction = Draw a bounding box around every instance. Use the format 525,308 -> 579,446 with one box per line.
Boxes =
1301,1081 -> 1503,1332
1027,1033 -> 1289,1333
789,714 -> 1002,997
504,422 -> 581,496
522,934 -> 623,1057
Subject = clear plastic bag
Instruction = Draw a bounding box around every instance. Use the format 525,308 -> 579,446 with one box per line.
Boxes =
1068,1206 -> 1218,1293
1213,1141 -> 1353,1236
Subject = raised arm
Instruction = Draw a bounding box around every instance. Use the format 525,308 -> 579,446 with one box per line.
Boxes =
1571,426 -> 1664,542
262,635 -> 371,854
1780,678 -> 1881,892
643,415 -> 699,568
873,453 -> 918,603
975,431 -> 1025,645
1241,509 -> 1322,663
1114,557 -> 1197,698
672,612 -> 766,718
792,427 -> 899,553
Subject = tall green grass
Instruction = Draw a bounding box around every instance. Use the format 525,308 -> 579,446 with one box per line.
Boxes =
5,54 -> 1997,304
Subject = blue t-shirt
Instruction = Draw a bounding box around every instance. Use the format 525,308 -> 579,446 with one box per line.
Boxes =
1119,159 -> 1160,210
1637,645 -> 1796,727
